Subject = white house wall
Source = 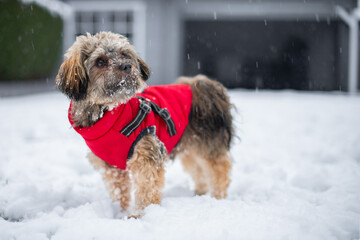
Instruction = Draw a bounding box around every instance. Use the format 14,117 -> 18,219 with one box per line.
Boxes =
145,0 -> 181,85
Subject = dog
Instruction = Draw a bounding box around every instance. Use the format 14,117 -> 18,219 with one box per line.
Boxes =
56,32 -> 233,217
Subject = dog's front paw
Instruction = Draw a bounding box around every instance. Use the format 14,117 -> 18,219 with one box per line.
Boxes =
126,209 -> 144,219
127,214 -> 141,219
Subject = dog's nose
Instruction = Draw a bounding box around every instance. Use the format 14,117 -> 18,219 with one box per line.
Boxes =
118,63 -> 132,74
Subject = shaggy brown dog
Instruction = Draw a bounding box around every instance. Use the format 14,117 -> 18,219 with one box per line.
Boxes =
56,32 -> 233,217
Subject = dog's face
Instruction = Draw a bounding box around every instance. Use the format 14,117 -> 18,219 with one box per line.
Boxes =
56,32 -> 150,104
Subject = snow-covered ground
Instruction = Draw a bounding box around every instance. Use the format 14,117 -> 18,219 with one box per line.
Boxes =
0,90 -> 359,240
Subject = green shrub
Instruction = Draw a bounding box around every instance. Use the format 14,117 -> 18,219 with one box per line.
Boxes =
0,0 -> 63,81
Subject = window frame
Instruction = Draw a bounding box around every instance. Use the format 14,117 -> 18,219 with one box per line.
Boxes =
69,1 -> 146,60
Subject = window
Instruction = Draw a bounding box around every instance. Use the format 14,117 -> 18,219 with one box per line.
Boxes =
75,10 -> 134,42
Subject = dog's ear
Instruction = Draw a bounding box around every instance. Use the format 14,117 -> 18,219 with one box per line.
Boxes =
56,47 -> 89,101
137,56 -> 150,81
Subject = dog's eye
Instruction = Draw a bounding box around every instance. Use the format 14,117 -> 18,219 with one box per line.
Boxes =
96,58 -> 107,68
121,53 -> 130,59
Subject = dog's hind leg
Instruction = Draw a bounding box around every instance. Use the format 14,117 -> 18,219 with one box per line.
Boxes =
204,152 -> 232,199
127,134 -> 167,215
180,148 -> 231,199
180,150 -> 209,196
88,152 -> 131,211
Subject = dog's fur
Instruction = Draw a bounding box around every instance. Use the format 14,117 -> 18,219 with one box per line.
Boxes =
56,32 -> 233,216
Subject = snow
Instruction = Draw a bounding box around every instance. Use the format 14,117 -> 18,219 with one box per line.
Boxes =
1,90 -> 360,240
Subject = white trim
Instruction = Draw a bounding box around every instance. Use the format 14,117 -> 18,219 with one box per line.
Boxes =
348,22 -> 359,94
183,2 -> 336,20
68,1 -> 147,60
336,6 -> 353,25
336,6 -> 359,94
353,8 -> 360,19
69,1 -> 143,12
63,11 -> 76,54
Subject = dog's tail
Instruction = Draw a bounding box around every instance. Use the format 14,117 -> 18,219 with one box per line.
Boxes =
177,74 -> 233,151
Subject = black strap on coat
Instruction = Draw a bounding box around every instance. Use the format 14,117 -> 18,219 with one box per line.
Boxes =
120,96 -> 177,137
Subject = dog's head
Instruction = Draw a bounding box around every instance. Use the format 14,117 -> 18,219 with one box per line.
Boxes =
56,32 -> 150,104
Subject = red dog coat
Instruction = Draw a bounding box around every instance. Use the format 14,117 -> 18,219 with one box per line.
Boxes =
69,84 -> 193,170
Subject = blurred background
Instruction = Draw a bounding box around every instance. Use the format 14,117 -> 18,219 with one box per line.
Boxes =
0,0 -> 359,96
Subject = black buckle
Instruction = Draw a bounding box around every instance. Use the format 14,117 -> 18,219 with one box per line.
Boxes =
139,101 -> 151,114
159,108 -> 171,120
